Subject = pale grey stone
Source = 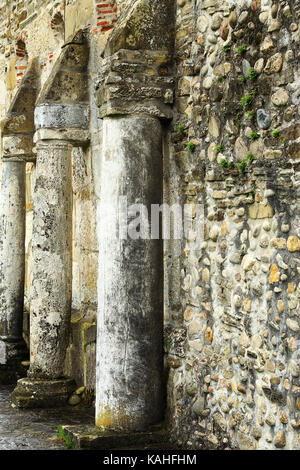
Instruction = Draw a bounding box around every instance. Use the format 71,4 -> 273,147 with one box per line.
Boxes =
35,104 -> 90,129
257,109 -> 271,130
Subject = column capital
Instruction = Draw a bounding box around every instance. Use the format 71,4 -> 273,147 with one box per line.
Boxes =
33,128 -> 90,147
35,104 -> 90,130
2,134 -> 35,162
33,138 -> 73,152
95,49 -> 174,120
34,103 -> 90,147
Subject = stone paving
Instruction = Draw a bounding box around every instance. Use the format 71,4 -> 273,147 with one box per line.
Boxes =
0,386 -> 94,450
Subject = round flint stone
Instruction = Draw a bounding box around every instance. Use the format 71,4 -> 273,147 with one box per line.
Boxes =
257,109 -> 271,130
242,59 -> 251,78
35,104 -> 90,130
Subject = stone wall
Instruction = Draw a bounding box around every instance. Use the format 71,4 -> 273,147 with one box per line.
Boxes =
0,0 -> 299,449
166,0 -> 300,450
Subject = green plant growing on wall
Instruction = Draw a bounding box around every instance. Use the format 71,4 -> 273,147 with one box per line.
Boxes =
239,76 -> 246,83
249,131 -> 260,140
241,94 -> 254,108
249,191 -> 255,201
216,144 -> 223,154
219,158 -> 229,168
187,142 -> 196,153
248,68 -> 257,80
64,435 -> 74,450
57,425 -> 74,449
216,75 -> 223,83
223,44 -> 231,53
236,45 -> 247,54
219,158 -> 235,170
235,112 -> 242,126
57,425 -> 65,441
177,124 -> 184,135
246,110 -> 255,121
236,152 -> 257,174
246,152 -> 256,162
236,160 -> 247,173
271,129 -> 280,138
166,338 -> 172,352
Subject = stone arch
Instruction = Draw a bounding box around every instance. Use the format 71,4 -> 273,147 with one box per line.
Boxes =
35,29 -> 89,108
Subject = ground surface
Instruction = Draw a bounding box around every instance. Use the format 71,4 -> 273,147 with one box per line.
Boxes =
0,386 -> 94,450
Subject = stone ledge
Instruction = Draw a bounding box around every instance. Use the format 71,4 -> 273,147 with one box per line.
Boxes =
62,424 -> 171,450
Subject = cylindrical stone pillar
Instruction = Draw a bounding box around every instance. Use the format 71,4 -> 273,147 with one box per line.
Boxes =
12,140 -> 75,407
96,115 -> 164,431
0,159 -> 28,382
29,140 -> 73,378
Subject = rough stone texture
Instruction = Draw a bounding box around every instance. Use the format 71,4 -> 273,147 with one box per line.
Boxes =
2,58 -> 39,137
105,0 -> 176,55
12,377 -> 76,408
166,0 -> 300,451
0,0 -> 299,451
34,104 -> 90,130
0,160 -> 28,383
0,160 -> 26,344
93,0 -> 174,433
95,49 -> 174,120
96,116 -> 164,431
28,140 -> 73,380
35,29 -> 89,106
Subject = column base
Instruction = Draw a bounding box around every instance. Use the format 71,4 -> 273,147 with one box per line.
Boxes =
0,339 -> 29,385
11,377 -> 76,409
60,424 -> 172,450
0,362 -> 29,385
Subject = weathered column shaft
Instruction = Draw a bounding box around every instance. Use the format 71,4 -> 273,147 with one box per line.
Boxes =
11,34 -> 90,406
0,159 -> 26,366
96,115 -> 164,431
28,140 -> 73,379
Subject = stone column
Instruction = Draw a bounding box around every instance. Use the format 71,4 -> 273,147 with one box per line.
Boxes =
11,101 -> 90,408
0,158 -> 28,383
29,140 -> 73,378
96,115 -> 164,431
12,139 -> 75,407
94,35 -> 174,430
